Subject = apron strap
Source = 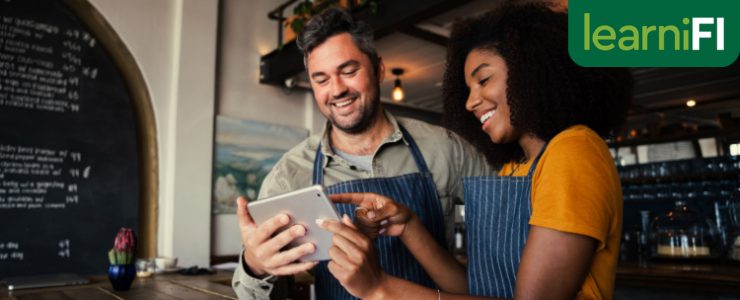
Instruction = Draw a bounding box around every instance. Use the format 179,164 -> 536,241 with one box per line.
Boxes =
312,124 -> 431,186
312,146 -> 324,186
525,142 -> 549,177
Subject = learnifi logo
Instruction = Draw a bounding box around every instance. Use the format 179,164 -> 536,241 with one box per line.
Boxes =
568,0 -> 739,67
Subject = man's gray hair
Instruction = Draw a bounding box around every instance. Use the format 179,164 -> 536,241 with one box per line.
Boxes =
297,7 -> 379,74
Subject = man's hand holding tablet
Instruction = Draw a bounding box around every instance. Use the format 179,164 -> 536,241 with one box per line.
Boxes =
236,185 -> 340,277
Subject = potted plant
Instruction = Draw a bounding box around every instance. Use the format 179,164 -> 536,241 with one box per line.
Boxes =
107,228 -> 137,291
283,0 -> 379,44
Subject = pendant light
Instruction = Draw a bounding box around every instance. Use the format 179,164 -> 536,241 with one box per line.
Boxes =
391,68 -> 405,102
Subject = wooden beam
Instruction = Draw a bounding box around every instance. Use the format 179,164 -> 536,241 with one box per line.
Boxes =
400,25 -> 448,47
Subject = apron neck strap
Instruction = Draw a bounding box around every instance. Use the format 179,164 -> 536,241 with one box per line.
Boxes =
398,124 -> 431,174
312,145 -> 324,186
525,142 -> 549,177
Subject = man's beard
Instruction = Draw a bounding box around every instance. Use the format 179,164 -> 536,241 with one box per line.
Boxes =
329,85 -> 381,135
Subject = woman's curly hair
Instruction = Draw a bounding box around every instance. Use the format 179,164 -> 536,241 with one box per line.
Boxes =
442,2 -> 633,169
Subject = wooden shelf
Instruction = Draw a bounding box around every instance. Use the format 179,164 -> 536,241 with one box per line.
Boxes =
617,261 -> 740,294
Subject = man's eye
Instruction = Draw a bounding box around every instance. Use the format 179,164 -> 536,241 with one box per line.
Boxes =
342,69 -> 358,75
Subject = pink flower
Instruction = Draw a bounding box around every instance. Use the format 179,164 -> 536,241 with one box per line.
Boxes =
113,228 -> 135,252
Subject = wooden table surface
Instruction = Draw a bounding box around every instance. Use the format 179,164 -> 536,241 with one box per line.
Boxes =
1,271 -> 238,300
7,263 -> 737,299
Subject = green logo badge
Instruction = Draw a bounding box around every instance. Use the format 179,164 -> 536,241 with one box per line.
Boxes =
568,0 -> 739,67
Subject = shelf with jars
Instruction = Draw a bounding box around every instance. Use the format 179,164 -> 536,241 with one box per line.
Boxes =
618,156 -> 739,185
618,156 -> 740,265
616,155 -> 740,296
651,200 -> 722,260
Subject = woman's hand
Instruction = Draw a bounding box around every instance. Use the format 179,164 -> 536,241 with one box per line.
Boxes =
330,193 -> 469,295
317,215 -> 390,299
329,193 -> 416,239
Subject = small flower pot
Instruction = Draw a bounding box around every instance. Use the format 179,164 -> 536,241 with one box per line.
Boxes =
108,264 -> 136,291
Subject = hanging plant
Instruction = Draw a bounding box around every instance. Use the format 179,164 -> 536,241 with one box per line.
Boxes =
359,0 -> 379,14
285,0 -> 380,38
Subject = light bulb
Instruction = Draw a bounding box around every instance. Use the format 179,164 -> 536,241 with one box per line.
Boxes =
392,78 -> 404,102
392,86 -> 404,102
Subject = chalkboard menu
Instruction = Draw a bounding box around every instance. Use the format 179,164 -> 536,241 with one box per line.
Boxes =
0,0 -> 141,276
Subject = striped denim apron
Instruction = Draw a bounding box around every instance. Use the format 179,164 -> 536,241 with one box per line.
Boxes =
463,145 -> 546,297
312,125 -> 445,300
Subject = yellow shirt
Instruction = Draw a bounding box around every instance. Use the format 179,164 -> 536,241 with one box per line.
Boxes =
499,125 -> 623,300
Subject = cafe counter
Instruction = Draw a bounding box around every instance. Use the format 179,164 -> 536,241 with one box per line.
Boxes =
615,262 -> 740,299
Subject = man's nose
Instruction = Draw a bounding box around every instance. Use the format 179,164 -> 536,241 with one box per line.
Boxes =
331,78 -> 348,99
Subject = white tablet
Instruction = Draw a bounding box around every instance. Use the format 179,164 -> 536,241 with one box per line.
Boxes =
248,185 -> 340,261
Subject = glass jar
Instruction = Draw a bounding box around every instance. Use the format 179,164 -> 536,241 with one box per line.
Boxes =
731,234 -> 740,261
651,200 -> 721,259
728,192 -> 740,261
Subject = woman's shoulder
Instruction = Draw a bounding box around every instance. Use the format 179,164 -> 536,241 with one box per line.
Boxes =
546,125 -> 608,154
551,125 -> 602,142
536,125 -> 616,177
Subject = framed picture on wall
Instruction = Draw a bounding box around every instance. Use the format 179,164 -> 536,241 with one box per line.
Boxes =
212,116 -> 308,214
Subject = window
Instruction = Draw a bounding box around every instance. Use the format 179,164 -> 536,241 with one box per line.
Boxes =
730,143 -> 740,156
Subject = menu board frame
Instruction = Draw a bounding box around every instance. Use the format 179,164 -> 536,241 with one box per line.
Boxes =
64,0 -> 158,259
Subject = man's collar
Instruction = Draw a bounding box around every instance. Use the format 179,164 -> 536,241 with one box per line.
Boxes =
319,109 -> 408,158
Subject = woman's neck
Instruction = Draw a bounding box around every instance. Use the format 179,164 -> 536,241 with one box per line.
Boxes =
518,134 -> 546,162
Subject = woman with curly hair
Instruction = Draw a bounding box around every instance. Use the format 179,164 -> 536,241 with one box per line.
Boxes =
319,2 -> 632,299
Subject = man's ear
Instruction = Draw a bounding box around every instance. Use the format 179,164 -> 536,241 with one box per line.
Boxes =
376,56 -> 385,83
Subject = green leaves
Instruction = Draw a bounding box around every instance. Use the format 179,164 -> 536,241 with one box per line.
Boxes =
293,0 -> 313,16
291,18 -> 305,36
283,0 -> 379,39
108,249 -> 116,265
108,249 -> 132,265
